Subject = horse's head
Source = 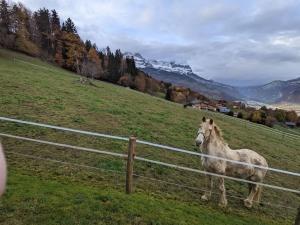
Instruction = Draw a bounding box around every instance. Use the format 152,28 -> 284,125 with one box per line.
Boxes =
195,116 -> 214,147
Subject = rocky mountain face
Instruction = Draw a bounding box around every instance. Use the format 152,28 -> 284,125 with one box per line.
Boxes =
124,52 -> 239,101
124,52 -> 300,104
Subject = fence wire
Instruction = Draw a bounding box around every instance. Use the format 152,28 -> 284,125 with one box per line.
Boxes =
6,151 -> 298,211
0,132 -> 299,194
0,117 -> 299,177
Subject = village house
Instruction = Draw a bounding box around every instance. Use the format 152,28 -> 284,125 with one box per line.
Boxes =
217,106 -> 231,113
285,121 -> 296,128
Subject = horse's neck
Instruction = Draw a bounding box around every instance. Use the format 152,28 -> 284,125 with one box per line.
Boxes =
203,135 -> 229,156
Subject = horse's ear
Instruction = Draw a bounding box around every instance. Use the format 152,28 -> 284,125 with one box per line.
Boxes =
209,119 -> 214,125
202,117 -> 206,122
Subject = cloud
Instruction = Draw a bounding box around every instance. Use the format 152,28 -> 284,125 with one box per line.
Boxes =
17,0 -> 300,86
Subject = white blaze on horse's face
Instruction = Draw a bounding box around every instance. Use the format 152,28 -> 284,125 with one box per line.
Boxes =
195,117 -> 214,147
195,128 -> 204,147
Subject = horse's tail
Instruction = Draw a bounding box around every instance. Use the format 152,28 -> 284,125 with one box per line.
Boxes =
253,185 -> 263,203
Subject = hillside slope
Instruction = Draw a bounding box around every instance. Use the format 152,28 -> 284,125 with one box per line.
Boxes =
0,49 -> 299,225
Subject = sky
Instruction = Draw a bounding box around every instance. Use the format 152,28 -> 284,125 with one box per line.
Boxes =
18,0 -> 300,86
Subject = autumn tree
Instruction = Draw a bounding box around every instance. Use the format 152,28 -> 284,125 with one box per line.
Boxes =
54,39 -> 63,66
286,110 -> 298,122
81,47 -> 102,81
237,112 -> 244,118
14,4 -> 39,56
61,31 -> 85,72
0,0 -> 13,47
274,109 -> 286,122
249,110 -> 262,123
265,116 -> 276,127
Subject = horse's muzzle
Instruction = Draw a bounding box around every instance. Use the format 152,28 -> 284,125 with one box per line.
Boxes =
195,141 -> 202,147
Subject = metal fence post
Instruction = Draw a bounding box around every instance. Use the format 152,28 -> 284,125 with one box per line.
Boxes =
126,136 -> 136,194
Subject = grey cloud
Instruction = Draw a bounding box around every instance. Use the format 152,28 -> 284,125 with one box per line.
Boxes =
17,0 -> 300,86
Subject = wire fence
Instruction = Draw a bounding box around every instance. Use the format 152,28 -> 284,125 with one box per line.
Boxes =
0,116 -> 299,214
6,150 -> 298,211
0,131 -> 299,194
0,116 -> 299,177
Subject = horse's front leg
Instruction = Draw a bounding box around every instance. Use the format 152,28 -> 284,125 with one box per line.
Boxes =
244,184 -> 258,208
201,175 -> 213,201
217,177 -> 227,207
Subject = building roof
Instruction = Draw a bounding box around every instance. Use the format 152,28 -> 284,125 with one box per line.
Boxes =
285,122 -> 296,126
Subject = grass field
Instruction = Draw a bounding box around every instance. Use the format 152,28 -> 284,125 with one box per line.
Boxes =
0,48 -> 299,225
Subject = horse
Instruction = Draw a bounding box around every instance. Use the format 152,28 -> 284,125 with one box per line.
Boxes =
195,117 -> 268,208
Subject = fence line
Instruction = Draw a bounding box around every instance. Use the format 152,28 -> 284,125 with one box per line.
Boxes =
136,139 -> 300,177
6,151 -> 297,211
133,174 -> 297,211
7,151 -> 126,176
0,133 -> 127,159
135,156 -> 300,194
0,116 -> 299,177
0,117 -> 129,142
0,132 -> 299,194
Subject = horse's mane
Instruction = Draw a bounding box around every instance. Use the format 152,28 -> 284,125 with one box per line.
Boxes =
213,124 -> 225,143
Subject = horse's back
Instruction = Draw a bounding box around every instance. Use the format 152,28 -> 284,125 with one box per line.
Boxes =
234,149 -> 268,167
222,148 -> 268,181
233,148 -> 268,180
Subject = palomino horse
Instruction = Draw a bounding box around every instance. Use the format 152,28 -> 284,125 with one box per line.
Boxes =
195,117 -> 268,208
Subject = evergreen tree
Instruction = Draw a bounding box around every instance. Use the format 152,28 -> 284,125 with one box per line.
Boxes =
62,18 -> 77,34
126,56 -> 137,76
50,9 -> 60,31
106,46 -> 111,56
50,9 -> 61,57
34,8 -> 51,54
0,0 -> 10,33
0,0 -> 14,47
85,40 -> 92,52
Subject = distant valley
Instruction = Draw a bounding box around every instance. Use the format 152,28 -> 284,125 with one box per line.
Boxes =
125,52 -> 300,105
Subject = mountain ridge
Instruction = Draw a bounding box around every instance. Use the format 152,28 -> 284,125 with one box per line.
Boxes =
125,52 -> 300,104
124,52 -> 238,101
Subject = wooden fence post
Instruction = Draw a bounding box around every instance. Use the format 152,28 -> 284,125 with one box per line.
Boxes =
126,136 -> 136,194
295,206 -> 300,225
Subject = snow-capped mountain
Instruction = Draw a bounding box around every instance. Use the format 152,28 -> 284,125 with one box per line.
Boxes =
124,52 -> 238,100
124,52 -> 193,74
124,52 -> 300,103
